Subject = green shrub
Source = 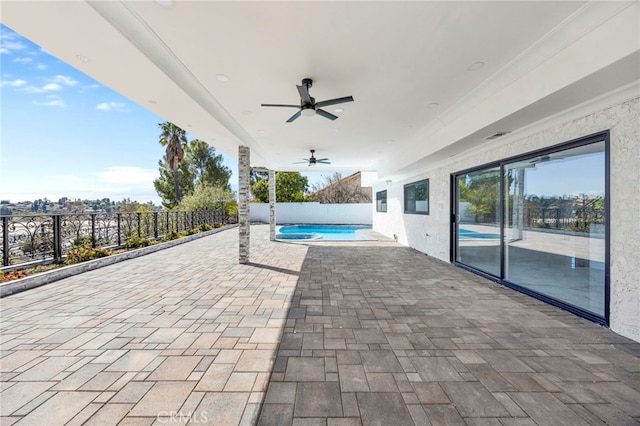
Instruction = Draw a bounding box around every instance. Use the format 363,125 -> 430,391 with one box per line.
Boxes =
199,224 -> 214,232
72,235 -> 95,248
162,231 -> 183,242
183,228 -> 198,236
65,247 -> 112,265
124,236 -> 156,249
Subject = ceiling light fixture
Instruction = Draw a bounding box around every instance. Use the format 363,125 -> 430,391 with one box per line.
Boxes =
468,61 -> 485,71
428,102 -> 439,107
301,108 -> 316,117
148,100 -> 157,104
215,74 -> 229,82
76,55 -> 90,63
334,108 -> 344,113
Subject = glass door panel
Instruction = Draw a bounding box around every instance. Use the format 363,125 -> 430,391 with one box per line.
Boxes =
503,142 -> 606,316
455,167 -> 502,276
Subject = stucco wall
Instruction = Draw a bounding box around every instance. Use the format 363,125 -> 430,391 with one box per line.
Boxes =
373,95 -> 640,342
251,203 -> 372,225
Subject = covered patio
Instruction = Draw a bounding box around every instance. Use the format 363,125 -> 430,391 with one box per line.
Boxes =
2,226 -> 639,425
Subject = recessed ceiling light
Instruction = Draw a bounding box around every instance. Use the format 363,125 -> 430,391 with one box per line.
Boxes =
468,61 -> 485,71
215,74 -> 229,82
154,0 -> 175,7
334,108 -> 344,113
76,55 -> 90,63
148,100 -> 157,104
428,102 -> 439,107
186,124 -> 193,127
257,130 -> 265,134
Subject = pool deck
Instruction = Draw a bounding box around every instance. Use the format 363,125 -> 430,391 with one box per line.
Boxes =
1,224 -> 639,425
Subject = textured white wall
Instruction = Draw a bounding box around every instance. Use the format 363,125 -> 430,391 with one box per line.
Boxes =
373,94 -> 640,342
251,203 -> 372,225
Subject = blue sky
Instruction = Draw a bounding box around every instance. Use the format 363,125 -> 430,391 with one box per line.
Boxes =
1,23 -> 301,205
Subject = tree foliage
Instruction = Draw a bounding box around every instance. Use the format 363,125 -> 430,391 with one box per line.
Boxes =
177,183 -> 237,215
154,138 -> 231,209
158,122 -> 188,202
250,171 -> 309,203
310,172 -> 372,204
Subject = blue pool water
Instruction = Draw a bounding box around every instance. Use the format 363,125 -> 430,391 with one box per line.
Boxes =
277,225 -> 374,241
459,228 -> 501,240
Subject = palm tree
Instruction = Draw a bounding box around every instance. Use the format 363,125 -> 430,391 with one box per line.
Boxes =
158,122 -> 188,203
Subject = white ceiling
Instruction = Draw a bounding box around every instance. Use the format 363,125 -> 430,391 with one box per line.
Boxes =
2,0 -> 639,181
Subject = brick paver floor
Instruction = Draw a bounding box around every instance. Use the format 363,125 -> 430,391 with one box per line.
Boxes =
1,225 -> 639,425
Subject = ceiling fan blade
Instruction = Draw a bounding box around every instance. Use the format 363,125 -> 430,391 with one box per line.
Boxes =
296,84 -> 312,104
317,160 -> 331,164
316,158 -> 329,162
316,108 -> 338,120
315,96 -> 354,108
261,103 -> 300,108
286,110 -> 302,122
293,160 -> 309,164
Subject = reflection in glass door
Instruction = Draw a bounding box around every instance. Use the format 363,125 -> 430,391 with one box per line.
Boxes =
455,167 -> 501,276
453,135 -> 608,321
504,143 -> 606,316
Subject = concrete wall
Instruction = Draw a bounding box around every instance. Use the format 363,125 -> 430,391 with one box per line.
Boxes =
251,202 -> 372,225
372,89 -> 640,342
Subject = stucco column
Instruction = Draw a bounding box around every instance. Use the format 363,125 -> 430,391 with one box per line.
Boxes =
269,169 -> 276,241
238,146 -> 250,264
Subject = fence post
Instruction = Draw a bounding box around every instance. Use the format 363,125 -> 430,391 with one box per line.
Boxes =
91,213 -> 97,247
166,212 -> 169,234
137,212 -> 141,237
53,215 -> 62,260
154,212 -> 158,239
117,213 -> 122,246
2,216 -> 9,267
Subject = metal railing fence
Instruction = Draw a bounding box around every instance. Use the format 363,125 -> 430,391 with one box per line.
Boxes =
1,210 -> 227,268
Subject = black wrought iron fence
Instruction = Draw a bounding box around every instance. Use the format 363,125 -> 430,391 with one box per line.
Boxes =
1,210 -> 227,268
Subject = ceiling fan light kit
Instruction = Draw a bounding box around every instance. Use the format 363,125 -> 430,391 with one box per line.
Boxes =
294,149 -> 331,166
261,78 -> 354,122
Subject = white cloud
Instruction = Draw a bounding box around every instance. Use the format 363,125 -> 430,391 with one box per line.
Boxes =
83,84 -> 100,90
12,57 -> 32,63
34,95 -> 66,107
95,167 -> 157,185
0,79 -> 27,87
0,40 -> 27,55
96,101 -> 127,112
42,83 -> 62,91
21,82 -> 63,93
36,64 -> 47,70
52,75 -> 78,86
50,175 -> 82,182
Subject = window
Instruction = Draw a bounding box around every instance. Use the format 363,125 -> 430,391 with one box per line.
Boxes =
453,132 -> 608,323
404,179 -> 429,214
376,190 -> 387,212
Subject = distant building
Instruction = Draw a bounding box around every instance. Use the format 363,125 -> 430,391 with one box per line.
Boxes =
311,172 -> 372,204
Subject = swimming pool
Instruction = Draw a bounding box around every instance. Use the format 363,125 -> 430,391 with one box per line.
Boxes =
458,228 -> 501,240
276,225 -> 375,241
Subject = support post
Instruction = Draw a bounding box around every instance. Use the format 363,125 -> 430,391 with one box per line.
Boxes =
238,146 -> 251,264
269,169 -> 276,241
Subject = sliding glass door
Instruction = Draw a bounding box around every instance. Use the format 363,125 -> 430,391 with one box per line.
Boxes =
453,134 -> 608,321
455,167 -> 501,276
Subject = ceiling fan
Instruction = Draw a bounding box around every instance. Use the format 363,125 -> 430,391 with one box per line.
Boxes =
295,149 -> 331,166
261,78 -> 354,122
